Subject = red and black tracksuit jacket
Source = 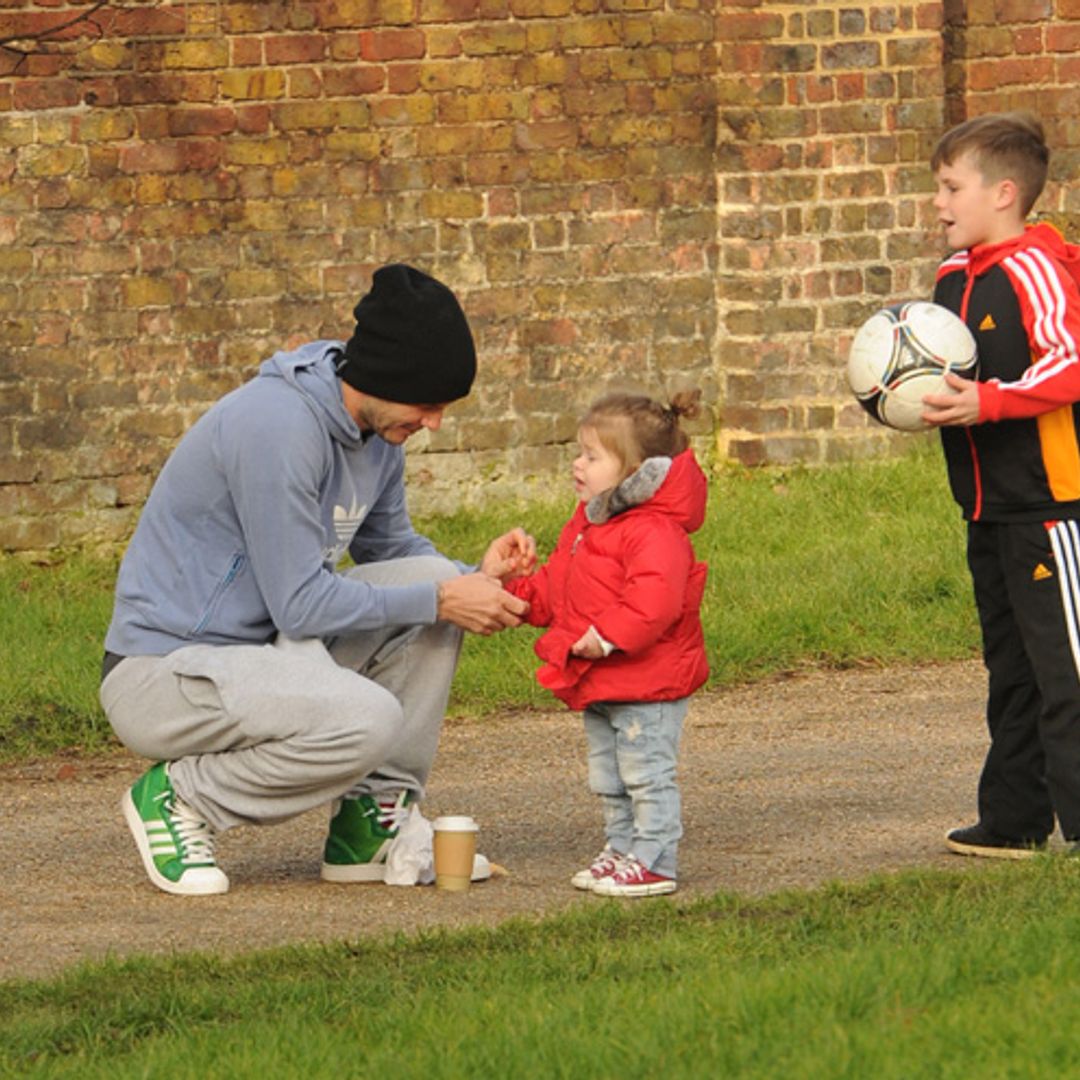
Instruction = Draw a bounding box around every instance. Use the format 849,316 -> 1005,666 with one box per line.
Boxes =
933,222 -> 1080,523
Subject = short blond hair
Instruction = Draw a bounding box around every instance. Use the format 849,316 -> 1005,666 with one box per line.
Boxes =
931,111 -> 1049,216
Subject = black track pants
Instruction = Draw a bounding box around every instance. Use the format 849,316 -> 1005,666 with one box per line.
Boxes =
968,519 -> 1080,841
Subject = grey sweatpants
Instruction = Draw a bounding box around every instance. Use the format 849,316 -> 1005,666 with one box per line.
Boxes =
99,556 -> 463,832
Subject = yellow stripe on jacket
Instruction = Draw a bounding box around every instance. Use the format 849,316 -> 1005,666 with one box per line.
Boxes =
1038,405 -> 1080,502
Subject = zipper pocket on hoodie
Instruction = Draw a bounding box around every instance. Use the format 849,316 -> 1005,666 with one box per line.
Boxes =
191,552 -> 246,636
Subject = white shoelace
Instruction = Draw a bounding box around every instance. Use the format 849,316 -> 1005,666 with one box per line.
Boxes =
374,792 -> 409,832
158,792 -> 218,865
591,849 -> 624,876
611,855 -> 646,883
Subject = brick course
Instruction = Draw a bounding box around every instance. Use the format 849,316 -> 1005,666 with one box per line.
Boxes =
2,2 -> 1080,550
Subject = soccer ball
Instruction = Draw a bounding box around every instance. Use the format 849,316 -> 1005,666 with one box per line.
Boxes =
847,301 -> 978,432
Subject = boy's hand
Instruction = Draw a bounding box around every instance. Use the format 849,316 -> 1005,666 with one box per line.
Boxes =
480,527 -> 537,582
922,373 -> 981,427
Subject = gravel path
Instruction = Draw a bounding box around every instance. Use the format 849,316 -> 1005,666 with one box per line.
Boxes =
1,659 -> 998,983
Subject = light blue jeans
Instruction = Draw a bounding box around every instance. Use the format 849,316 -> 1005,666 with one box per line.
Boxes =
583,697 -> 688,880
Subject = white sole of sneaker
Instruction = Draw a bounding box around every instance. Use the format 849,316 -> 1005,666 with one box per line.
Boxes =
592,879 -> 677,898
320,861 -> 387,883
944,834 -> 1043,860
121,791 -> 229,896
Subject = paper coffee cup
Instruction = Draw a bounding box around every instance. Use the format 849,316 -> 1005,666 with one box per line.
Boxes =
432,815 -> 478,892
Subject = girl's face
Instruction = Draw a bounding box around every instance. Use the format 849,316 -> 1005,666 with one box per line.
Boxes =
573,425 -> 625,502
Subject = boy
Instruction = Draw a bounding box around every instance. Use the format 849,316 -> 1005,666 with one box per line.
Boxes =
922,112 -> 1080,858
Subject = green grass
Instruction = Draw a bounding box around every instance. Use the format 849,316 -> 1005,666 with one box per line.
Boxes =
6,860 -> 1080,1077
0,553 -> 118,759
0,446 -> 978,759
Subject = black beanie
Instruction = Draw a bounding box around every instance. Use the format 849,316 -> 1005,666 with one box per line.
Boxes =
335,264 -> 477,404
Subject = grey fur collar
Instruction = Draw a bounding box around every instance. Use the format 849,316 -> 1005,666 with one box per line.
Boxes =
585,456 -> 672,524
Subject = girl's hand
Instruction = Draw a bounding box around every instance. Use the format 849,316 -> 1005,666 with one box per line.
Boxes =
570,626 -> 605,659
480,527 -> 538,582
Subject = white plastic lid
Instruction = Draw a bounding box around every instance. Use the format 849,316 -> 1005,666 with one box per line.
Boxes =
432,815 -> 478,832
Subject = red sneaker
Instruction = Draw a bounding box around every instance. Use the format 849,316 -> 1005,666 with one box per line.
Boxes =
570,846 -> 624,891
591,854 -> 676,897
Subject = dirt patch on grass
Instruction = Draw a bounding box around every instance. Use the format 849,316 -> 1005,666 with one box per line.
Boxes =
1,659 -> 998,982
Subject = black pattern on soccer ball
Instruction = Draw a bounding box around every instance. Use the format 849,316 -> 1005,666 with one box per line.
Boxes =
846,301 -> 979,433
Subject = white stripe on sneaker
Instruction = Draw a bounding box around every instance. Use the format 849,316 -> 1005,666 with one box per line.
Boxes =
146,822 -> 176,855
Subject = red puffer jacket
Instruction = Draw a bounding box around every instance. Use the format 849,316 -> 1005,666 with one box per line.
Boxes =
507,449 -> 709,710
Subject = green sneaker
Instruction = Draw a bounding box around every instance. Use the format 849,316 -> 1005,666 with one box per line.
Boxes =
122,762 -> 229,896
320,792 -> 410,883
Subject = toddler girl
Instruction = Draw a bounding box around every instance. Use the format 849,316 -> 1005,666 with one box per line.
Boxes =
506,390 -> 709,896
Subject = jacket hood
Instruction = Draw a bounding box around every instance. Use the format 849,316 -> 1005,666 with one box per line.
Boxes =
969,222 -> 1080,290
586,448 -> 707,532
258,341 -> 363,449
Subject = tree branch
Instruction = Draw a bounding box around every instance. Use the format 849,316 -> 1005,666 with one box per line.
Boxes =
0,1 -> 112,70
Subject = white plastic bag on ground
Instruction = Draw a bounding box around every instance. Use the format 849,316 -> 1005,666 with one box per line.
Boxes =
384,805 -> 436,886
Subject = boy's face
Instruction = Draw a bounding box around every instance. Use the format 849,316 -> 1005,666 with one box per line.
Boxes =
933,152 -> 1020,250
573,425 -> 624,502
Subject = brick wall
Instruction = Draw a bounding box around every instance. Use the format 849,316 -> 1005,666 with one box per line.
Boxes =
943,0 -> 1080,234
2,2 -> 1080,552
715,2 -> 947,468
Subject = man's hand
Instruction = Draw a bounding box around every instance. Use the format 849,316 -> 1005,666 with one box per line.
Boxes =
437,573 -> 529,635
480,527 -> 537,582
922,373 -> 981,427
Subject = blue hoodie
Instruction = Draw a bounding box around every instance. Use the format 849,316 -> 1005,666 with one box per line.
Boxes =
105,342 -> 443,656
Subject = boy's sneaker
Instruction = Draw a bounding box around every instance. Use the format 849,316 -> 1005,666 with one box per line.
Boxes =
571,846 -> 624,891
122,762 -> 229,896
321,791 -> 410,882
945,822 -> 1047,860
591,854 -> 677,898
